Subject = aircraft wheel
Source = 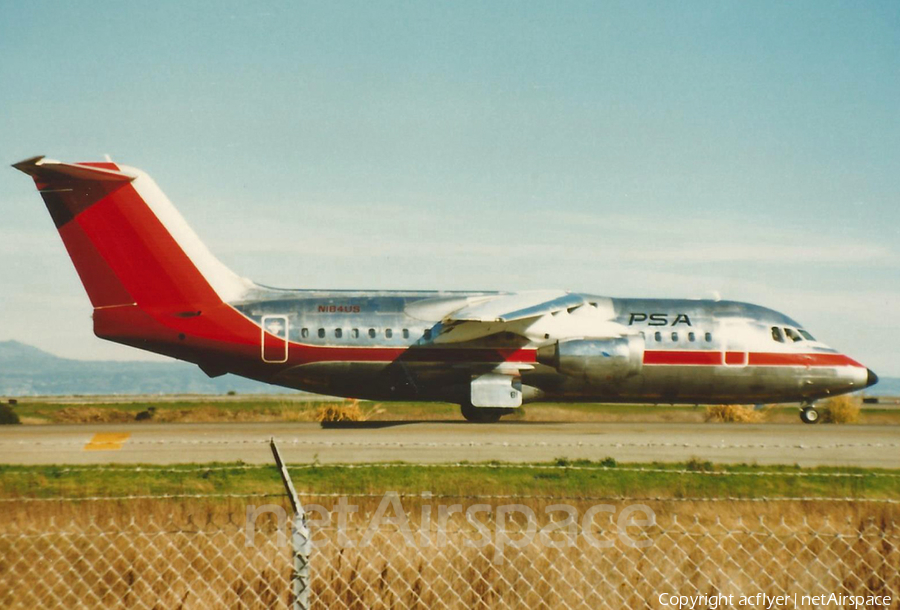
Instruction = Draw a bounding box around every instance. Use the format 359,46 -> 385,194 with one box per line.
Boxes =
460,403 -> 510,423
800,406 -> 820,424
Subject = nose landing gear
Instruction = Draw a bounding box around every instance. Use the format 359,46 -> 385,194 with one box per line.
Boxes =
800,404 -> 820,424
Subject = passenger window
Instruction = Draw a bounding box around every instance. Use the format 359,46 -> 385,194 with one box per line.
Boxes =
671,332 -> 678,342
301,328 -> 309,339
423,329 -> 432,341
784,328 -> 802,342
385,329 -> 393,339
771,327 -> 784,343
705,332 -> 712,342
402,329 -> 409,339
317,328 -> 325,339
334,328 -> 342,339
351,329 -> 359,339
688,332 -> 695,342
654,331 -> 662,342
368,329 -> 376,339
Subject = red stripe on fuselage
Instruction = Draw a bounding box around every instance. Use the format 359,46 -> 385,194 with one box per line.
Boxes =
643,350 -> 723,365
643,350 -> 863,368
747,352 -> 864,368
288,344 -> 537,364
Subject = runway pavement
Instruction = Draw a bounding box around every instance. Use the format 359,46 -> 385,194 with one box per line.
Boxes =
0,422 -> 898,467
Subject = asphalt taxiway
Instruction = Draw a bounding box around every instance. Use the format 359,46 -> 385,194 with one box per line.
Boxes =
0,422 -> 897,467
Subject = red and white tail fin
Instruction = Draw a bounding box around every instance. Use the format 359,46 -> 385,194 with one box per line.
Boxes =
13,156 -> 253,313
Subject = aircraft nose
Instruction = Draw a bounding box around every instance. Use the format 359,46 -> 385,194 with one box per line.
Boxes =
866,368 -> 879,388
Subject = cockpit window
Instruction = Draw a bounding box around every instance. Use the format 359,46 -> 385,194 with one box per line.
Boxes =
771,327 -> 784,343
784,328 -> 802,342
798,329 -> 815,341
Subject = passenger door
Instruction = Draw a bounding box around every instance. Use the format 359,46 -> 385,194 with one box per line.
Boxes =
719,319 -> 748,367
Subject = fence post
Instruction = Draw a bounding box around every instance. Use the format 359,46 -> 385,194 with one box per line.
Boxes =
270,438 -> 310,610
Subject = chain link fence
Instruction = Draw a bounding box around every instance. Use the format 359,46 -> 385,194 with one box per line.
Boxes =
1,502 -> 898,609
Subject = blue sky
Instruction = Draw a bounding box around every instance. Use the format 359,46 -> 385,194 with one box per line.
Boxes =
1,2 -> 898,374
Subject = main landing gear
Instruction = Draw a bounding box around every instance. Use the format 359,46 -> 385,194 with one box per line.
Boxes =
799,404 -> 820,424
460,403 -> 515,423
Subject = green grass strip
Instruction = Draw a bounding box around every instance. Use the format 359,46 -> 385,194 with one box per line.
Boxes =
2,459 -> 899,501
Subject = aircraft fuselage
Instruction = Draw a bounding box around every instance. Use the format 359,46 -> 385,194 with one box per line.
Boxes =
13,156 -> 877,422
220,291 -> 872,406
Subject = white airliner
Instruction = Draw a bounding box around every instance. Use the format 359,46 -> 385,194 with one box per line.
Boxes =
14,156 -> 877,422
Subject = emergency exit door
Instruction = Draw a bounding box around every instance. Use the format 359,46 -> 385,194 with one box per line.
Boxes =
261,315 -> 289,363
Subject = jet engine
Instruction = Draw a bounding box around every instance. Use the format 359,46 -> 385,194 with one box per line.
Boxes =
537,335 -> 644,382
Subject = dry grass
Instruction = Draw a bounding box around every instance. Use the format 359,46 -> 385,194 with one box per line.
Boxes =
704,404 -> 763,423
154,403 -> 318,423
821,395 -> 861,424
313,402 -> 361,423
313,399 -> 379,422
0,498 -> 897,609
51,406 -> 136,423
309,508 -> 900,610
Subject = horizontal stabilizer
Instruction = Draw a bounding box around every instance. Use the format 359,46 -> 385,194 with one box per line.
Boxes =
12,156 -> 135,183
14,155 -> 252,312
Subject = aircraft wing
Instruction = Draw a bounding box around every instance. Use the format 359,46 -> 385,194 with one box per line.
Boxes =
432,291 -> 592,344
447,290 -> 585,323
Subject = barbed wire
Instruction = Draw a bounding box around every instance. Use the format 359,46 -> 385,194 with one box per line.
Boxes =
3,520 -> 897,538
1,493 -> 897,504
0,493 -> 284,503
253,493 -> 900,505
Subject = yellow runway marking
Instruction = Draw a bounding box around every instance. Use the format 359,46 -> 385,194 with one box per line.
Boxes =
84,432 -> 131,451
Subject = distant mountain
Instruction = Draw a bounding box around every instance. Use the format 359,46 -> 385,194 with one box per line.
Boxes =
0,341 -> 284,396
